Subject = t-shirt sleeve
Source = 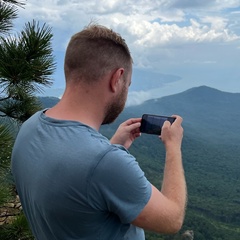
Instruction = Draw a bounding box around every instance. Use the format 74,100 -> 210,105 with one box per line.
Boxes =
87,145 -> 152,224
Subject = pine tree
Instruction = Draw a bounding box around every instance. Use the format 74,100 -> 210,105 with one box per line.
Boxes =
0,0 -> 56,238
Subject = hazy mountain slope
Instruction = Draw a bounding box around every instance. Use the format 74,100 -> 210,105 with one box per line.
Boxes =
38,96 -> 60,108
118,86 -> 240,144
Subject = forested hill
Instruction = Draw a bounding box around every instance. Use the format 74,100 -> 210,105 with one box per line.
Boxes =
39,86 -> 240,239
113,85 -> 240,145
40,85 -> 240,145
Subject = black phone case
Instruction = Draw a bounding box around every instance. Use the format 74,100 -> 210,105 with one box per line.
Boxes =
140,114 -> 176,135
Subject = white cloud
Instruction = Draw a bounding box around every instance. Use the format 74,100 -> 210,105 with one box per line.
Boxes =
13,0 -> 240,99
17,0 -> 240,50
126,91 -> 151,106
201,16 -> 227,29
126,19 -> 239,48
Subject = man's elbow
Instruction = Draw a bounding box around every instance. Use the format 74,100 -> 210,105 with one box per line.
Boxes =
156,212 -> 185,234
166,199 -> 186,233
154,219 -> 183,234
170,217 -> 184,234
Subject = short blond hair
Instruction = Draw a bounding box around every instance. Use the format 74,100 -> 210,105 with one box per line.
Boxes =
64,23 -> 133,84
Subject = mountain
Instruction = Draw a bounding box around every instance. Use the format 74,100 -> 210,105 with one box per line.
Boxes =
101,85 -> 240,145
39,86 -> 240,239
40,86 -> 240,144
38,96 -> 60,108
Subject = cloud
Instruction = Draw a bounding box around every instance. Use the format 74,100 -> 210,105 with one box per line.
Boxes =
16,1 -> 239,61
15,0 -> 240,62
126,91 -> 152,107
14,0 -> 240,101
123,18 -> 239,49
170,0 -> 240,10
17,0 -> 240,46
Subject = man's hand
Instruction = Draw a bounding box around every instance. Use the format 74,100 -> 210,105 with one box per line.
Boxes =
160,115 -> 183,150
110,118 -> 142,149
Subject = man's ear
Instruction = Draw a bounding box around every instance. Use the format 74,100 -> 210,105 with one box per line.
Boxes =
109,68 -> 125,93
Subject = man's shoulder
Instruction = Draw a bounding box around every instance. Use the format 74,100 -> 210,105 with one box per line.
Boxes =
16,110 -> 42,136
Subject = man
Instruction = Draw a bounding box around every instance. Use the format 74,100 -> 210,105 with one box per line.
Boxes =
11,23 -> 187,240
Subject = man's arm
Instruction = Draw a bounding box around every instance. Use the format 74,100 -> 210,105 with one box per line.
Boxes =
132,116 -> 187,234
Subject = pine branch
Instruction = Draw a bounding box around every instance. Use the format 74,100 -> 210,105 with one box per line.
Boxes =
0,96 -> 11,101
2,1 -> 25,7
0,0 -> 24,35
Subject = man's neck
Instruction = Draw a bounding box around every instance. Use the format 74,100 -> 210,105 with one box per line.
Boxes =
45,91 -> 105,131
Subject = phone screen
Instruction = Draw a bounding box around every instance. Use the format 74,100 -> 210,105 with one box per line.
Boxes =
140,114 -> 176,135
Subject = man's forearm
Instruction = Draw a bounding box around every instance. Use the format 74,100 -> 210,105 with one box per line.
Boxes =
161,147 -> 187,220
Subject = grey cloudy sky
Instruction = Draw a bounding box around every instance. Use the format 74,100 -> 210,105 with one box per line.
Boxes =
16,0 -> 240,105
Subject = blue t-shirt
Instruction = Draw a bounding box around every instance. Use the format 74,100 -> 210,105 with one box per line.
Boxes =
11,110 -> 152,240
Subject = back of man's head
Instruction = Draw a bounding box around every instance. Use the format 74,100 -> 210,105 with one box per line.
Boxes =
64,23 -> 133,85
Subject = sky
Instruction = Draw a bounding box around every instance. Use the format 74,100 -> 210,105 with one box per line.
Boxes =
15,0 -> 240,106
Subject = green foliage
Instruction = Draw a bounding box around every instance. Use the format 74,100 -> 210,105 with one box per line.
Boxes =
0,4 -> 56,122
0,0 -> 55,239
0,95 -> 42,122
0,0 -> 24,36
0,213 -> 34,240
0,122 -> 14,206
0,20 -> 56,96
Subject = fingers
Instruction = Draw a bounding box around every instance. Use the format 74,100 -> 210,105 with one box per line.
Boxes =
171,115 -> 183,125
120,118 -> 141,132
127,121 -> 141,133
133,132 -> 141,138
124,118 -> 142,126
162,120 -> 171,128
160,114 -> 183,139
162,115 -> 182,130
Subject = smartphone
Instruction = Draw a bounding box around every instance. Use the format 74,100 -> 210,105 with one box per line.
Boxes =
140,114 -> 176,135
